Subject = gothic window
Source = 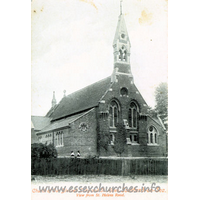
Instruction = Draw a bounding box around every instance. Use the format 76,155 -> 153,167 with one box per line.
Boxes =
150,133 -> 153,143
155,134 -> 157,143
128,102 -> 138,128
109,100 -> 120,127
147,126 -> 158,144
56,131 -> 64,147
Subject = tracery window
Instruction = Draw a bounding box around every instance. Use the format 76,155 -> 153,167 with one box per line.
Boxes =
109,100 -> 120,127
147,126 -> 158,144
128,102 -> 138,128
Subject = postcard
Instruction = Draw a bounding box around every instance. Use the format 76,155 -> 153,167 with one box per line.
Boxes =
31,0 -> 168,199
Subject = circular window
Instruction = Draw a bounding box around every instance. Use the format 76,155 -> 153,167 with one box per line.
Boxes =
120,87 -> 128,96
121,34 -> 125,39
79,122 -> 89,132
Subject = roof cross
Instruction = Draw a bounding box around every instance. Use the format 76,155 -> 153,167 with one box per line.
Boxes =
63,90 -> 66,97
120,0 -> 123,15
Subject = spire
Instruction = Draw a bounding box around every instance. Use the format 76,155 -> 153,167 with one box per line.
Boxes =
112,0 -> 131,69
111,0 -> 133,82
51,91 -> 57,108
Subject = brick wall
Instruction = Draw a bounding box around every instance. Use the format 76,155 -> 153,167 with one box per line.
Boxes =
54,109 -> 97,157
36,72 -> 167,158
97,73 -> 167,157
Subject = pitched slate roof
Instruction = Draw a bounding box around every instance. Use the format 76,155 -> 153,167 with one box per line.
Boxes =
31,129 -> 39,144
45,105 -> 58,117
31,116 -> 51,131
148,115 -> 166,131
50,77 -> 111,120
37,109 -> 94,134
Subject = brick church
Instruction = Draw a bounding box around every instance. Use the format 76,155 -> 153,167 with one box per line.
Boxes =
31,2 -> 167,158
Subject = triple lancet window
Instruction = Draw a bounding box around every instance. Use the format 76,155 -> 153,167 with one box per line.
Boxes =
147,126 -> 158,144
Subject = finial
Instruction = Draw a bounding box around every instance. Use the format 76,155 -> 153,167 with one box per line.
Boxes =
120,0 -> 123,15
63,90 -> 66,97
52,91 -> 57,108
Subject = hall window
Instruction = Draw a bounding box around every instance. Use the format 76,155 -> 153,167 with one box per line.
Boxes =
56,131 -> 64,147
109,100 -> 120,127
147,126 -> 158,144
128,102 -> 138,128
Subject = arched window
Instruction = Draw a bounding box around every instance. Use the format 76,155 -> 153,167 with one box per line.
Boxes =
109,100 -> 119,127
150,133 -> 153,143
128,102 -> 138,128
147,126 -> 158,144
155,134 -> 157,143
119,46 -> 127,62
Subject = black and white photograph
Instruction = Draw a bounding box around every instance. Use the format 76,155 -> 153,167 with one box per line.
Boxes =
31,0 -> 168,199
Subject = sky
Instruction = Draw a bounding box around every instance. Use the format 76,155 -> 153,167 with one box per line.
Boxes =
31,0 -> 168,116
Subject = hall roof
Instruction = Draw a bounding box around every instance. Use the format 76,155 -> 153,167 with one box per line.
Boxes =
38,109 -> 94,134
31,116 -> 51,131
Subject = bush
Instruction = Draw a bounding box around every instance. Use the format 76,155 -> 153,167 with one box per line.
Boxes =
31,143 -> 57,159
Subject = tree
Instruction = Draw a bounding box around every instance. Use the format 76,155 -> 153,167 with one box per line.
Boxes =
154,82 -> 168,130
113,122 -> 127,157
147,106 -> 157,118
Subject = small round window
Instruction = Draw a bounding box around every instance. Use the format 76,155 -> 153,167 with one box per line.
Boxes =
120,87 -> 128,96
121,34 -> 125,39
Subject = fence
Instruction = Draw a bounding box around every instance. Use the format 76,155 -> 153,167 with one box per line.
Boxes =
31,157 -> 168,176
